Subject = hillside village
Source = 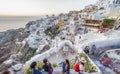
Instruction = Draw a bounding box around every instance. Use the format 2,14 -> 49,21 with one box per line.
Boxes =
0,0 -> 120,74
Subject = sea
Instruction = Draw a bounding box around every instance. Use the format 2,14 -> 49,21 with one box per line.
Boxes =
0,16 -> 42,32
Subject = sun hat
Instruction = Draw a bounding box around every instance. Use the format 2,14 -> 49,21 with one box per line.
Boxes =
80,57 -> 86,63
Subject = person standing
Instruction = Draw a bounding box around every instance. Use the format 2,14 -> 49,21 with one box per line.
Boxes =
63,59 -> 70,74
79,57 -> 86,74
84,46 -> 90,54
62,61 -> 66,74
30,61 -> 42,74
91,44 -> 96,55
42,58 -> 53,74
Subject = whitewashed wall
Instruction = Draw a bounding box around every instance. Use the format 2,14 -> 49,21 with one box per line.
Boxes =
87,38 -> 120,49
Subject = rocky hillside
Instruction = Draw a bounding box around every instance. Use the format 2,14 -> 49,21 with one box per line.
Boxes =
0,27 -> 29,71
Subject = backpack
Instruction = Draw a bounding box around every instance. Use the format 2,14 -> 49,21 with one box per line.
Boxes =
74,63 -> 80,72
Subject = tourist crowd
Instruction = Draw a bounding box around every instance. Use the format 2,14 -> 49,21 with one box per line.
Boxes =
2,57 -> 87,74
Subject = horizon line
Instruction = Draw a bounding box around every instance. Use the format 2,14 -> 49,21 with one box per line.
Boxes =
0,10 -> 80,17
0,12 -> 69,17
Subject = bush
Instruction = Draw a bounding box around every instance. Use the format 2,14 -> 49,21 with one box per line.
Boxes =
23,66 -> 32,74
43,45 -> 50,50
70,63 -> 74,69
102,19 -> 116,28
16,45 -> 22,53
44,25 -> 61,39
24,48 -> 36,62
40,45 -> 50,54
37,62 -> 43,69
24,56 -> 31,62
52,63 -> 58,68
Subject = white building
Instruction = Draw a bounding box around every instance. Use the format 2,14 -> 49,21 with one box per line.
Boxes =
81,12 -> 88,19
87,12 -> 95,19
95,0 -> 120,20
96,0 -> 120,9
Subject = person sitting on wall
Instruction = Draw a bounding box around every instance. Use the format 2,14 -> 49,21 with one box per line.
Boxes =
83,46 -> 90,54
91,44 -> 96,55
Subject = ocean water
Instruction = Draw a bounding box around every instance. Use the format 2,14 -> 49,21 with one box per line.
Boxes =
0,16 -> 42,32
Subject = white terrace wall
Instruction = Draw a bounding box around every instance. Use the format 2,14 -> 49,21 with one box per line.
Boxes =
87,38 -> 120,49
25,40 -> 78,65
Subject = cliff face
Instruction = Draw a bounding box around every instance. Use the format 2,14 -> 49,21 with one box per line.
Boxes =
0,21 -> 35,71
0,28 -> 25,64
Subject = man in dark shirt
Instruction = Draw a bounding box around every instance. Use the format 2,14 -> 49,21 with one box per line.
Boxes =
30,61 -> 42,74
32,68 -> 42,74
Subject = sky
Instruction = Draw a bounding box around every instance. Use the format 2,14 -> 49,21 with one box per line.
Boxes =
0,0 -> 98,16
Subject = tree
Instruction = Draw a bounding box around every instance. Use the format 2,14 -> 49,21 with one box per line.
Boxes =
44,25 -> 60,39
102,19 -> 116,28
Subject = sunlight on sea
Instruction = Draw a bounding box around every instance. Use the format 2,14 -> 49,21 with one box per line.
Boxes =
0,16 -> 42,32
